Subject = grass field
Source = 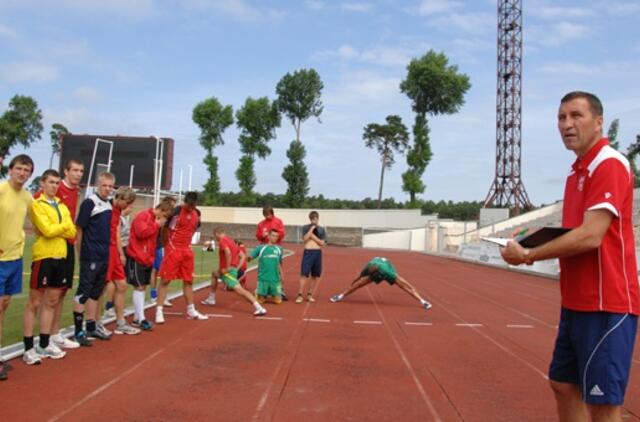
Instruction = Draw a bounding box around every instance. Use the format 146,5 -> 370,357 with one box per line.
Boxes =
2,236 -> 231,346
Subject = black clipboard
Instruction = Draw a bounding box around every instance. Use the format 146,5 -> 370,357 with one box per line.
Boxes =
517,227 -> 571,248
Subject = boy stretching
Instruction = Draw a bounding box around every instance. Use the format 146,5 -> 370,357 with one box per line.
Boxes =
330,257 -> 432,311
250,230 -> 284,304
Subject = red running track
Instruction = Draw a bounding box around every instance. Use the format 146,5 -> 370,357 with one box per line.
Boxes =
1,245 -> 640,421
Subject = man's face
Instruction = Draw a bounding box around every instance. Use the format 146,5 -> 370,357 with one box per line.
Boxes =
214,231 -> 223,241
557,97 -> 603,157
310,216 -> 319,225
268,231 -> 279,243
97,177 -> 114,198
41,176 -> 61,198
8,162 -> 33,188
64,163 -> 84,187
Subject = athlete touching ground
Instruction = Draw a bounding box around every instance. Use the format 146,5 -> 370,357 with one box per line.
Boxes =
330,257 -> 432,311
155,192 -> 208,323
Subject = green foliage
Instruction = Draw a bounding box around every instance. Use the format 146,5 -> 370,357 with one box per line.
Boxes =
400,50 -> 470,203
28,176 -> 42,193
626,134 -> 640,188
275,68 -> 323,142
421,200 -> 484,221
282,140 -> 309,208
363,115 -> 409,207
236,154 -> 257,203
607,118 -> 619,150
236,97 -> 281,158
192,97 -> 234,202
49,122 -> 69,168
0,95 -> 44,174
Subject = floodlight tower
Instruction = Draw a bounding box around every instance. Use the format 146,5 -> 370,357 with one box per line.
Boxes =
484,0 -> 532,214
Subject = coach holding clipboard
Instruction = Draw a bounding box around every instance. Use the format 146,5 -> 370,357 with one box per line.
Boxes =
500,91 -> 639,422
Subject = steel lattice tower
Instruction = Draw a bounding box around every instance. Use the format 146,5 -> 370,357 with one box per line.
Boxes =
484,0 -> 532,214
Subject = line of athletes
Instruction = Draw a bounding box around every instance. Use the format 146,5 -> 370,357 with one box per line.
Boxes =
0,155 -> 432,380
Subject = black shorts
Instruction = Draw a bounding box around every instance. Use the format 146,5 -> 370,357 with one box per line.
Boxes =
301,249 -> 322,277
76,260 -> 107,301
30,258 -> 68,289
126,256 -> 152,288
64,243 -> 75,289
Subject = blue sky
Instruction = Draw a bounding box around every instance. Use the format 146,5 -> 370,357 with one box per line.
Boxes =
1,0 -> 639,206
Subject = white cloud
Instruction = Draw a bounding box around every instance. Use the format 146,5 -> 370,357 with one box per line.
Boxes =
602,1 -> 640,16
73,86 -> 102,103
314,44 -> 419,67
3,0 -> 156,19
305,0 -> 325,11
539,62 -> 594,76
327,71 -> 402,106
431,12 -> 494,33
183,0 -> 284,22
529,4 -> 596,20
0,62 -> 59,83
341,2 -> 373,13
417,0 -> 461,16
534,21 -> 590,46
0,23 -> 18,39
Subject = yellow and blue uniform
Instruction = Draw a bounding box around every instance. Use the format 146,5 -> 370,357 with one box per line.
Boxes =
0,181 -> 32,296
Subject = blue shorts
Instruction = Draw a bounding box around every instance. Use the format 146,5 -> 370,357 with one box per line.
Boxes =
0,258 -> 23,296
153,247 -> 164,271
300,249 -> 322,278
549,308 -> 638,405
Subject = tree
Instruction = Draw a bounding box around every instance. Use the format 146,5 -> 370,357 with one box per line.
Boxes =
281,140 -> 309,207
626,134 -> 640,188
192,97 -> 234,204
400,50 -> 471,204
235,97 -> 281,203
276,68 -> 324,207
0,95 -> 44,174
49,123 -> 69,169
363,115 -> 409,208
608,118 -> 620,150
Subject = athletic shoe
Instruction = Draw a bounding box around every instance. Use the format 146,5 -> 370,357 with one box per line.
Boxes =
103,308 -> 116,320
22,349 -> 42,365
74,331 -> 92,347
139,320 -> 154,331
0,367 -> 7,381
97,323 -> 113,337
163,300 -> 173,307
281,292 -> 288,301
186,310 -> 209,320
306,294 -> 316,303
201,296 -> 216,306
87,327 -> 111,341
114,323 -> 141,335
2,361 -> 14,371
295,294 -> 304,304
155,311 -> 165,324
52,334 -> 80,349
36,344 -> 67,360
253,307 -> 267,316
273,296 -> 283,304
422,301 -> 433,311
330,294 -> 343,303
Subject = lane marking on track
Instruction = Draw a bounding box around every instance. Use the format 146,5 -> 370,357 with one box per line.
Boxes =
366,287 -> 445,421
163,311 -> 183,316
303,318 -> 330,323
354,320 -> 382,325
206,313 -> 233,318
507,324 -> 533,328
404,322 -> 433,326
256,316 -> 283,321
456,323 -> 482,327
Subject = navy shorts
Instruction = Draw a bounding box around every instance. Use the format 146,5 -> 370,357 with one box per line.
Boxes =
301,249 -> 322,278
153,247 -> 163,271
76,260 -> 107,302
549,308 -> 638,405
0,258 -> 23,296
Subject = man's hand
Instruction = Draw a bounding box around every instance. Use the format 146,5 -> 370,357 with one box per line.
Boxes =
156,215 -> 167,226
500,241 -> 533,266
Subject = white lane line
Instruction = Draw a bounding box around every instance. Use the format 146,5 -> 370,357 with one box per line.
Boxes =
354,320 -> 382,325
163,312 -> 183,316
507,324 -> 534,328
404,322 -> 433,326
206,313 -> 233,318
456,323 -> 482,327
303,318 -> 331,323
256,316 -> 283,321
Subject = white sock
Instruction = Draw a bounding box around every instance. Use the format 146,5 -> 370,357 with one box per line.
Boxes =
420,298 -> 429,305
156,305 -> 164,314
252,302 -> 261,310
133,290 -> 145,321
208,292 -> 216,300
187,304 -> 195,313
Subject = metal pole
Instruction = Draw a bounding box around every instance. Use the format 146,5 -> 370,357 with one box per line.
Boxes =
188,165 -> 193,191
179,169 -> 183,203
129,165 -> 135,188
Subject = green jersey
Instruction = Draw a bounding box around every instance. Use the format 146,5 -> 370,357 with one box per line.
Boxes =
363,257 -> 397,283
251,244 -> 283,283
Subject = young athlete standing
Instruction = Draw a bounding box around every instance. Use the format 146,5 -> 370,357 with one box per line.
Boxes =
155,192 -> 208,323
296,211 -> 326,303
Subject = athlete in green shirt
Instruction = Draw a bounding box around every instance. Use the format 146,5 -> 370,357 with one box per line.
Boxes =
330,257 -> 432,310
250,230 -> 284,304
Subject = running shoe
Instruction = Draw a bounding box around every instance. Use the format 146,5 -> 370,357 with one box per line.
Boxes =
330,294 -> 343,303
163,300 -> 173,307
97,323 -> 113,337
186,310 -> 209,320
281,291 -> 288,301
295,294 -> 304,304
87,327 -> 112,341
74,331 -> 92,347
52,333 -> 80,349
114,323 -> 141,335
306,293 -> 316,303
2,361 -> 14,371
253,307 -> 267,316
102,308 -> 116,320
155,310 -> 165,324
36,344 -> 67,360
422,301 -> 433,311
22,349 -> 42,365
139,320 -> 154,331
0,367 -> 7,381
201,295 -> 216,306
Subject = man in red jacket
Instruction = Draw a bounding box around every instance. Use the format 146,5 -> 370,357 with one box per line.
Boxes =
256,206 -> 285,244
126,200 -> 173,330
